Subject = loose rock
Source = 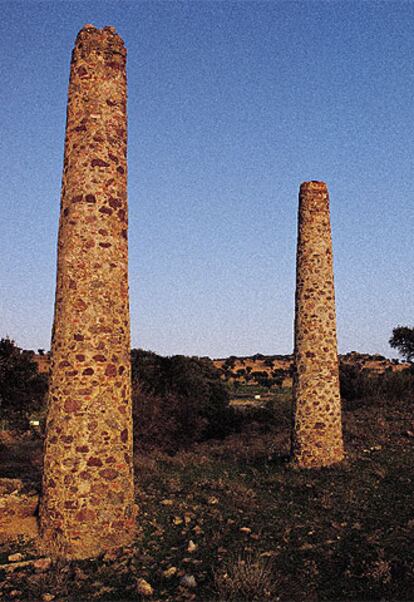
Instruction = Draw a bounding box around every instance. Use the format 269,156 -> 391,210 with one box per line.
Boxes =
33,557 -> 52,571
181,574 -> 197,588
163,566 -> 177,579
187,540 -> 197,553
136,578 -> 153,597
8,553 -> 24,562
160,499 -> 173,506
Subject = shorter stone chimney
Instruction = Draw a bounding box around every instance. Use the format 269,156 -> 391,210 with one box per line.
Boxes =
291,181 -> 344,468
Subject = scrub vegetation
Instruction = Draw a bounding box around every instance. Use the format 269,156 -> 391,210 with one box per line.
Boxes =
0,333 -> 413,600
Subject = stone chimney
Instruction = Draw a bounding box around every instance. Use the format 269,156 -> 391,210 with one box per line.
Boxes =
291,181 -> 344,468
40,25 -> 136,558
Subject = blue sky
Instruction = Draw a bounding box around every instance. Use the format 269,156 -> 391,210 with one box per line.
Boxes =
0,0 -> 412,358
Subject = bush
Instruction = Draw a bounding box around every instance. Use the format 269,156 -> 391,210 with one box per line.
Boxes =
131,349 -> 237,452
340,363 -> 414,409
251,371 -> 268,379
0,337 -> 48,430
131,383 -> 186,454
271,369 -> 285,387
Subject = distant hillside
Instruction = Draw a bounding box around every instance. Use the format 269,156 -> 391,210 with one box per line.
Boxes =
213,352 -> 411,387
30,350 -> 410,388
30,353 -> 50,374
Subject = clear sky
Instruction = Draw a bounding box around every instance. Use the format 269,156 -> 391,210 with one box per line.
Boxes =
0,0 -> 412,359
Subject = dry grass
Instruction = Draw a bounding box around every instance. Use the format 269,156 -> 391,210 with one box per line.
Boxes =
1,395 -> 414,601
214,553 -> 276,601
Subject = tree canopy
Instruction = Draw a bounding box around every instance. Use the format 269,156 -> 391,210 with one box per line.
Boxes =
389,326 -> 414,362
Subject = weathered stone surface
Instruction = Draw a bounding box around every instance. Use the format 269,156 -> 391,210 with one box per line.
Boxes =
40,24 -> 136,558
291,181 -> 344,468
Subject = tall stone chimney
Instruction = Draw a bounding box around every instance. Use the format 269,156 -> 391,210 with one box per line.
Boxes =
40,25 -> 136,558
291,181 -> 344,468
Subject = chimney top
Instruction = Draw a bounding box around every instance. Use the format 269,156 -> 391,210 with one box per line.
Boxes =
300,181 -> 328,192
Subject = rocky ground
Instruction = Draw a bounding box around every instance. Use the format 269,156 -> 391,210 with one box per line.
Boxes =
0,394 -> 413,601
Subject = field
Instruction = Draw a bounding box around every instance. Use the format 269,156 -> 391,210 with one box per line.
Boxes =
0,391 -> 413,601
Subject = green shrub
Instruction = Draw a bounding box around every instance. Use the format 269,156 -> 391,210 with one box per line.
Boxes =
340,363 -> 414,409
131,349 -> 237,452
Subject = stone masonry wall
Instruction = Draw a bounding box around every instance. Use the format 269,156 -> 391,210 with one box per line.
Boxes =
291,181 -> 344,468
40,25 -> 136,558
